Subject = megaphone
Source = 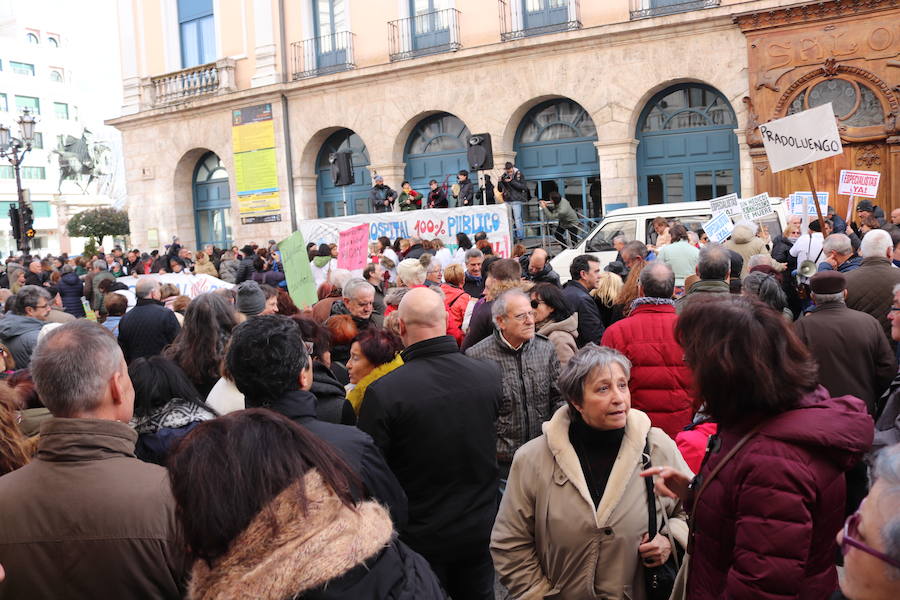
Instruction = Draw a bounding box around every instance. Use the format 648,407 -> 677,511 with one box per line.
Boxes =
798,260 -> 818,278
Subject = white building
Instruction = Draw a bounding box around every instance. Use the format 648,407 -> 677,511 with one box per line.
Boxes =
0,0 -> 124,257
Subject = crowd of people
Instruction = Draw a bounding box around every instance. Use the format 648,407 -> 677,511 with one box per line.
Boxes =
0,199 -> 898,600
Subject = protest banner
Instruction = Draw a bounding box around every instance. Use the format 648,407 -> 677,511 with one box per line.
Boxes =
709,193 -> 742,219
299,204 -> 513,258
117,274 -> 233,299
789,192 -> 829,216
838,170 -> 880,199
703,212 -> 735,243
337,223 -> 370,271
278,230 -> 318,308
740,193 -> 773,221
757,103 -> 843,174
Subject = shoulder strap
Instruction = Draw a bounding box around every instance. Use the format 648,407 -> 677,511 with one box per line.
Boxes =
642,436 -> 658,539
687,421 -> 765,554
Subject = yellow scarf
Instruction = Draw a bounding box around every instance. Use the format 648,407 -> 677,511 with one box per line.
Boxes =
347,354 -> 404,415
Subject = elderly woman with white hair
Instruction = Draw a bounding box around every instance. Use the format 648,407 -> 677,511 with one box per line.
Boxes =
837,443 -> 900,600
491,344 -> 691,600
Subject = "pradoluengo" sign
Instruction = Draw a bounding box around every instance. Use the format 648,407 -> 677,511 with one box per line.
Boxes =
758,103 -> 843,173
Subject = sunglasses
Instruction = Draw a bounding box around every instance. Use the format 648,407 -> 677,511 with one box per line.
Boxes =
841,509 -> 900,569
530,299 -> 542,309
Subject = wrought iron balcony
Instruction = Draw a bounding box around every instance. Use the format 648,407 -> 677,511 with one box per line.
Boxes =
143,58 -> 237,108
499,0 -> 581,42
291,31 -> 356,80
629,0 -> 721,20
389,8 -> 462,62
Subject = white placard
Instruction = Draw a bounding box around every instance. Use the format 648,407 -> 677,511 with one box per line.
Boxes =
838,170 -> 880,199
117,273 -> 234,299
298,204 -> 513,258
740,193 -> 773,221
703,212 -> 735,243
789,192 -> 829,216
709,193 -> 742,219
758,103 -> 843,173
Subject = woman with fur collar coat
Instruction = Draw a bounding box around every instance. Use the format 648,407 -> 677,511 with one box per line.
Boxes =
167,409 -> 446,600
491,345 -> 692,600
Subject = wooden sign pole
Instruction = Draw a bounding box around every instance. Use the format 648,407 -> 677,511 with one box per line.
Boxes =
804,165 -> 828,238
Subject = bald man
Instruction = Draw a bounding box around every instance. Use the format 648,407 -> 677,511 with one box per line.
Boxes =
525,248 -> 561,286
358,287 -> 501,600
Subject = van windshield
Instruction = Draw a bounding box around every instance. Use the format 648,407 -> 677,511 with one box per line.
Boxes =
586,220 -> 636,252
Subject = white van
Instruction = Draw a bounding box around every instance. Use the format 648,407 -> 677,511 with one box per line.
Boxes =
550,198 -> 789,283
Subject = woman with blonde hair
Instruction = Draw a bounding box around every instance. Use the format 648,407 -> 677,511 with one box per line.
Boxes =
0,384 -> 36,476
592,271 -> 625,328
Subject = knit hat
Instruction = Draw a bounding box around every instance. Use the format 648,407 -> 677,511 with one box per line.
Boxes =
856,199 -> 874,212
235,281 -> 266,316
810,271 -> 846,295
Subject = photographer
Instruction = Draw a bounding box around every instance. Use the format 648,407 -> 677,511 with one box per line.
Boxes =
498,161 -> 528,240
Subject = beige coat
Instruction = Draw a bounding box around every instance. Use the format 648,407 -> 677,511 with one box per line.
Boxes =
537,313 -> 579,366
491,406 -> 692,600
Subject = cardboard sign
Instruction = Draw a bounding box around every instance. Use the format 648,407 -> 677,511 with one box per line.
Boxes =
758,103 -> 843,173
838,170 -> 880,199
278,231 -> 318,308
298,204 -> 513,258
740,193 -> 773,221
703,212 -> 735,243
117,274 -> 233,299
789,192 -> 829,216
709,193 -> 742,219
337,223 -> 370,271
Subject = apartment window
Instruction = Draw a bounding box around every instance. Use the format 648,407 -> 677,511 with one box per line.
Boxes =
10,61 -> 35,76
50,69 -> 63,82
53,102 -> 68,120
15,96 -> 40,115
178,0 -> 216,68
47,36 -> 59,47
22,167 -> 46,179
0,166 -> 12,179
0,93 -> 7,112
33,133 -> 43,149
25,33 -> 39,45
56,134 -> 66,149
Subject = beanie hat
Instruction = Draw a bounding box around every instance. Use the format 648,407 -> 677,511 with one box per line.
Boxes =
235,281 -> 266,316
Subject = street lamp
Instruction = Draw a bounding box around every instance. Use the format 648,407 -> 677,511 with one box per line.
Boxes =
0,108 -> 38,255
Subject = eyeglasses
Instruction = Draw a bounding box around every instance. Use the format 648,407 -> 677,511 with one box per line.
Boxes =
509,310 -> 535,323
841,510 -> 900,569
353,300 -> 374,307
33,303 -> 49,310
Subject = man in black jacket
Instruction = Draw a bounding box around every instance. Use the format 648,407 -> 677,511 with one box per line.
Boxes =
358,287 -> 500,600
562,253 -> 604,346
117,279 -> 181,363
524,248 -> 561,287
497,162 -> 529,240
226,314 -> 407,529
233,245 -> 257,284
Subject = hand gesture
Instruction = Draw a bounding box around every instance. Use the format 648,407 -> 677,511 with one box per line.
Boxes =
640,466 -> 691,502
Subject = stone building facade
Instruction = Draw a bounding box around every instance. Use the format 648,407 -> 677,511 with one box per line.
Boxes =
110,0 -> 861,251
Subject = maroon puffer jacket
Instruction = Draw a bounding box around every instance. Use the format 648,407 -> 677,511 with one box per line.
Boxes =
600,302 -> 694,438
687,389 -> 873,600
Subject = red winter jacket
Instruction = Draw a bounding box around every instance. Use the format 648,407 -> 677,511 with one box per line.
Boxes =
676,421 -> 717,473
439,283 -> 471,346
600,302 -> 694,438
687,389 -> 873,600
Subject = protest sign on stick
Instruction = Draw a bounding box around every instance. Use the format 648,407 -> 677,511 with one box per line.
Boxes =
709,193 -> 742,220
337,223 -> 370,271
739,193 -> 773,221
839,170 -> 880,226
278,231 -> 318,308
758,102 -> 843,237
702,212 -> 735,243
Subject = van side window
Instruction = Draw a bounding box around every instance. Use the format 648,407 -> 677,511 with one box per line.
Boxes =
587,220 -> 636,252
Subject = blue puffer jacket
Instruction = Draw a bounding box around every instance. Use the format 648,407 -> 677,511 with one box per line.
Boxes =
57,272 -> 85,318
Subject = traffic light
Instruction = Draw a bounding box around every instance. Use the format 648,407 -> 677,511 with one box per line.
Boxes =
22,205 -> 34,238
8,206 -> 20,242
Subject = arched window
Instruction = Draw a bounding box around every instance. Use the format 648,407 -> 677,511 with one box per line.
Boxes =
25,33 -> 39,45
315,129 -> 372,217
517,99 -> 597,143
637,83 -> 740,205
49,70 -> 63,83
193,152 -> 232,249
48,36 -> 59,47
406,113 -> 470,155
195,153 -> 228,183
403,112 -> 472,197
787,78 -> 884,128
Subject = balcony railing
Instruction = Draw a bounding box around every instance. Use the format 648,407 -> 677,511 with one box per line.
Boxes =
629,0 -> 720,20
389,8 -> 462,62
499,0 -> 581,42
143,59 -> 237,108
291,31 -> 356,80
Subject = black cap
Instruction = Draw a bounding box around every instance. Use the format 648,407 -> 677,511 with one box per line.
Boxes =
857,200 -> 875,212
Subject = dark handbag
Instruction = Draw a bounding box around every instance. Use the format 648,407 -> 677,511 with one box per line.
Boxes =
642,436 -> 680,600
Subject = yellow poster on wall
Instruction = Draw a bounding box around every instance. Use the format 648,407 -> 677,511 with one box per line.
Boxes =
232,104 -> 282,224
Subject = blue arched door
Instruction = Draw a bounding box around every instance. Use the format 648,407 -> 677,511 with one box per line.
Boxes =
514,98 -> 601,228
637,84 -> 740,205
316,129 -> 371,217
404,112 -> 471,199
193,152 -> 232,249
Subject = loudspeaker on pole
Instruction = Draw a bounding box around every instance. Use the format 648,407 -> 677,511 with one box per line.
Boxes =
329,152 -> 355,187
467,133 -> 494,171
